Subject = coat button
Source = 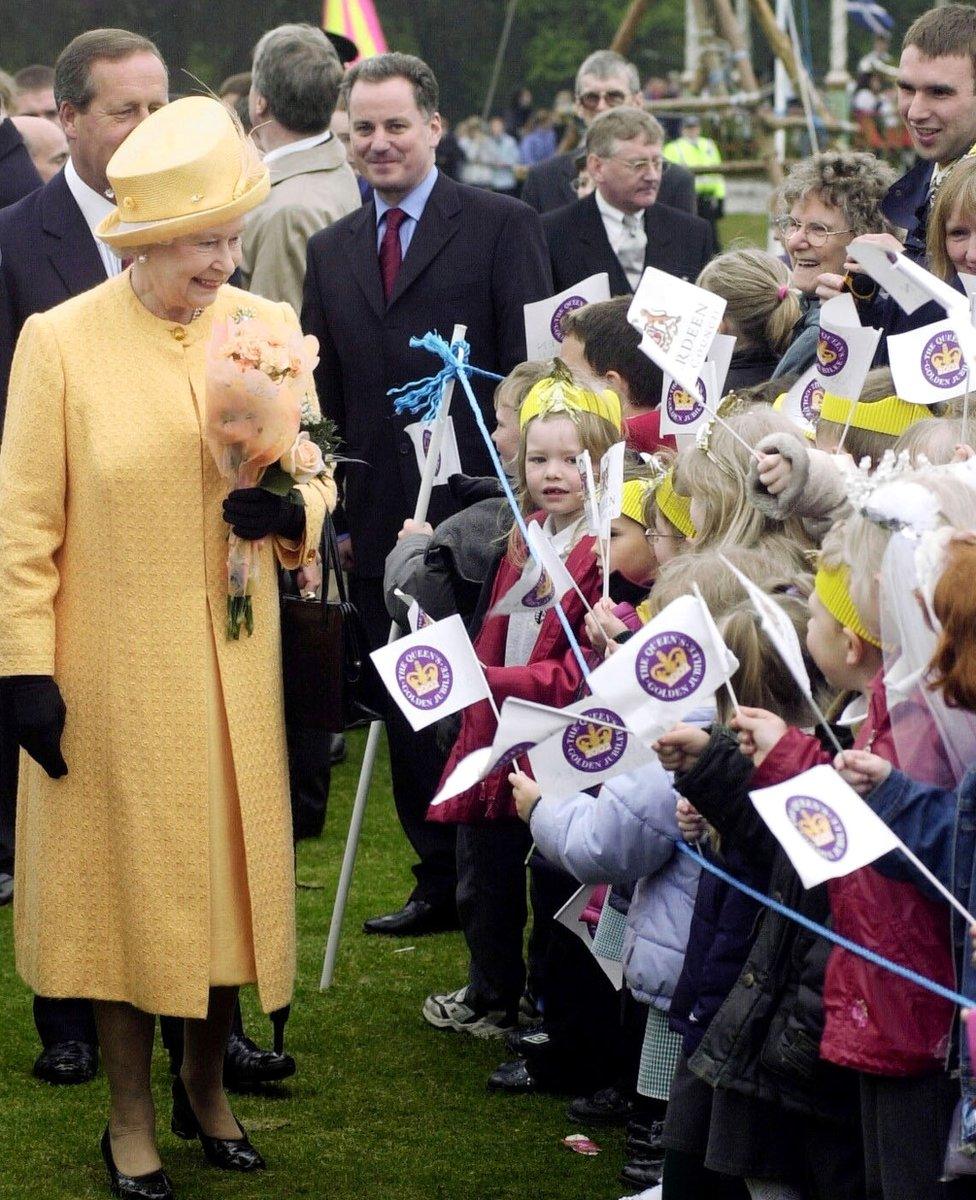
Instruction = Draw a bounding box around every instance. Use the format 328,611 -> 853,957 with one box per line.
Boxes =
741,971 -> 755,987
399,444 -> 409,456
171,326 -> 187,342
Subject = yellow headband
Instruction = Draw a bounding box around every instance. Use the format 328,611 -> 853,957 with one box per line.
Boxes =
814,563 -> 882,648
620,478 -> 655,526
655,471 -> 696,538
519,374 -> 622,433
818,392 -> 932,437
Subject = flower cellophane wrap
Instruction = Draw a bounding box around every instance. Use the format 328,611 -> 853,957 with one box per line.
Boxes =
205,310 -> 319,637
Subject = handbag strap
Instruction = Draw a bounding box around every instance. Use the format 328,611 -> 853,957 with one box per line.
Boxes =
319,515 -> 348,609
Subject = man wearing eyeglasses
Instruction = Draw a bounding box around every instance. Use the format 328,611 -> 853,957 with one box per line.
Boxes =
543,107 -> 716,296
521,50 -> 695,216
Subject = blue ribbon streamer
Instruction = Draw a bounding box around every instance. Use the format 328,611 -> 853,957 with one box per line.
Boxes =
676,840 -> 976,1010
388,332 -> 591,678
388,333 -> 504,422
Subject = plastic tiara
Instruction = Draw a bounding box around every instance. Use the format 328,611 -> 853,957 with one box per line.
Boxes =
844,450 -> 942,536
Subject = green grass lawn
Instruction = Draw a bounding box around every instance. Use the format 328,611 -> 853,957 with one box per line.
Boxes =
0,728 -> 631,1199
719,211 -> 768,250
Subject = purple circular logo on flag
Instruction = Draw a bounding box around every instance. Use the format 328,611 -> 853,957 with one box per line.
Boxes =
421,427 -> 443,474
665,377 -> 706,426
800,379 -> 824,421
550,294 -> 588,341
562,707 -> 627,772
395,645 -> 453,710
490,741 -> 534,773
920,329 -> 966,388
635,632 -> 707,701
785,794 -> 847,861
521,569 -> 554,609
816,330 -> 848,377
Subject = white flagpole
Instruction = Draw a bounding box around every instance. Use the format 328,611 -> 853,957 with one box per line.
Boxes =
897,841 -> 976,927
692,582 -> 741,712
320,324 -> 467,990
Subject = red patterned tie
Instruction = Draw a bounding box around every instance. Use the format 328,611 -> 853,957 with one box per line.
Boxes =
379,207 -> 406,303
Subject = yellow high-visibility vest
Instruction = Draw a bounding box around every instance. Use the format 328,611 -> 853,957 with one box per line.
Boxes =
663,135 -> 725,200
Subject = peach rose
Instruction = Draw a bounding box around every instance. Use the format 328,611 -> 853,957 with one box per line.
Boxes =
280,431 -> 325,482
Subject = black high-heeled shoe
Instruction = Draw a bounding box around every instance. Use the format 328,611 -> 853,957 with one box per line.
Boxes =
100,1127 -> 173,1200
170,1076 -> 266,1171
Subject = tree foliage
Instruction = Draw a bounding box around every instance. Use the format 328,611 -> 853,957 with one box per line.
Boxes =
0,0 -> 949,122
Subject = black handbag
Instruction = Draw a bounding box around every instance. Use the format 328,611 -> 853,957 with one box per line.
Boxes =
279,517 -> 384,732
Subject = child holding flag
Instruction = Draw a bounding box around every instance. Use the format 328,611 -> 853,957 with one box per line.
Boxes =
421,366 -> 621,1039
711,470 -> 976,1200
654,582 -> 866,1199
836,530 -> 976,1190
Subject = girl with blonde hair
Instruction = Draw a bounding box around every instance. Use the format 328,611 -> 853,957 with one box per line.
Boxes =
697,247 -> 801,389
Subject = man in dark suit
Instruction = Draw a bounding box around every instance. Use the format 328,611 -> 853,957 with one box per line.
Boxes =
303,52 -> 552,936
543,108 -> 716,297
0,26 -> 290,1094
521,50 -> 696,217
0,118 -> 42,210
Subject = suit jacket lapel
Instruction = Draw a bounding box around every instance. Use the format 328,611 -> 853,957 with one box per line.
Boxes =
643,207 -> 670,275
346,203 -> 385,318
387,174 -> 461,308
41,173 -> 107,297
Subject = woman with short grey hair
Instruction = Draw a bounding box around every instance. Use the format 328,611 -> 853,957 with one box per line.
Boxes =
771,150 -> 895,378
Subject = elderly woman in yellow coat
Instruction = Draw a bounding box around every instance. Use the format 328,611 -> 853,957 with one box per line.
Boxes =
0,98 -> 334,1199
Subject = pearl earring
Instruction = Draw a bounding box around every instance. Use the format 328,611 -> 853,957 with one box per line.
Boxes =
137,253 -> 148,264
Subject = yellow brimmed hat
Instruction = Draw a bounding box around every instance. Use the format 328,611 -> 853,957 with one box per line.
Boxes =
96,97 -> 270,249
655,470 -> 696,538
814,563 -> 882,647
519,369 -> 622,432
818,392 -> 932,437
620,478 -> 655,526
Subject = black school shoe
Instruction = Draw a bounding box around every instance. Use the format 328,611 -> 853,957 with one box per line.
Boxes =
619,1154 -> 664,1189
567,1085 -> 635,1126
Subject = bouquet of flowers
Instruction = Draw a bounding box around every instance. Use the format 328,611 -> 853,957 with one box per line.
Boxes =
205,307 -> 323,638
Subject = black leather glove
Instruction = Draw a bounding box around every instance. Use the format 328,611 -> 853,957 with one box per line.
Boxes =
222,488 -> 305,541
1,675 -> 68,778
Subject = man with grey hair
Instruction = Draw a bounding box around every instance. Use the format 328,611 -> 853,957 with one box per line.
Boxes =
521,49 -> 695,215
243,22 -> 360,314
543,107 -> 715,294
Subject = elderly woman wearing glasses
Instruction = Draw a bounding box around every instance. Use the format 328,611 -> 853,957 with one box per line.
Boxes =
771,150 -> 895,379
0,97 -> 333,1199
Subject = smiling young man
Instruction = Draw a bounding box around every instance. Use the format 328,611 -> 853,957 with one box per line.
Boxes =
885,4 -> 976,258
302,52 -> 552,939
542,107 -> 715,295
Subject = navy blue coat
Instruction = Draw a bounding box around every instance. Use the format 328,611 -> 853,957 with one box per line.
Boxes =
0,169 -> 106,414
0,120 -> 42,212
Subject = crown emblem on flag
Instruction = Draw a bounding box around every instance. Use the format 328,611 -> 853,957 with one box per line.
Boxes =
795,808 -> 835,848
931,344 -> 961,375
672,388 -> 698,412
574,723 -> 613,759
817,340 -> 838,366
406,660 -> 441,696
649,646 -> 692,687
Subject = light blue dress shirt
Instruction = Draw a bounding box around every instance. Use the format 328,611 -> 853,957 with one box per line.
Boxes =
374,166 -> 439,257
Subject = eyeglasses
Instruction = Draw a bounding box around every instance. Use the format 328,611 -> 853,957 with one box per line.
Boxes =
577,88 -> 629,111
604,155 -> 667,175
773,215 -> 853,246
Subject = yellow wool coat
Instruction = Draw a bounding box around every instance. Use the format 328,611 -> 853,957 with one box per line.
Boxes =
0,273 -> 334,1018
